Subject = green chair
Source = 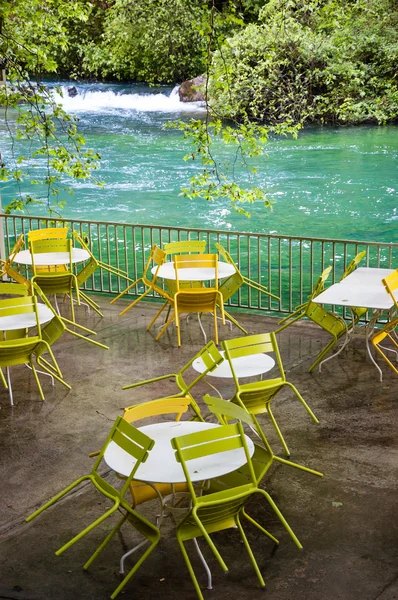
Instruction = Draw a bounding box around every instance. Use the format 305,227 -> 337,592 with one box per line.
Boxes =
340,250 -> 366,280
276,265 -> 333,333
122,340 -> 224,421
340,250 -> 368,323
0,295 -> 61,404
31,283 -> 71,391
0,282 -> 30,341
203,394 -> 323,487
110,244 -> 170,316
172,422 -> 301,600
30,238 -> 80,322
222,333 -> 319,456
275,266 -> 353,372
26,416 -> 160,600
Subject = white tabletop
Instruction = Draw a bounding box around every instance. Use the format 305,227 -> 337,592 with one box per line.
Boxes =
340,267 -> 395,287
193,350 -> 275,378
152,261 -> 236,282
0,303 -> 54,331
104,421 -> 254,484
14,248 -> 90,266
313,267 -> 397,311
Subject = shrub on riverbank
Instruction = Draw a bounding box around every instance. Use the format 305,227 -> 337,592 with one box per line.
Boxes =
209,0 -> 398,125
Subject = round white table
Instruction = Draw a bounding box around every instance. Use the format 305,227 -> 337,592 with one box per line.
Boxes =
0,303 -> 54,331
104,421 -> 254,484
152,261 -> 236,282
193,350 -> 275,379
14,248 -> 90,266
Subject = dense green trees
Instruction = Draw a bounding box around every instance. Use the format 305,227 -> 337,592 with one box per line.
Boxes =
210,0 -> 398,125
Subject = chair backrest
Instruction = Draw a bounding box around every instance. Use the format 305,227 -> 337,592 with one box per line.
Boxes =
203,393 -> 274,472
30,239 -> 73,275
28,227 -> 69,242
123,396 -> 191,424
214,243 -> 238,271
141,244 -> 166,281
0,294 -> 41,336
382,270 -> 398,310
93,416 -> 155,499
218,272 -> 244,302
177,340 -> 224,396
174,253 -> 219,291
163,240 -> 206,256
310,265 -> 333,300
340,251 -> 366,281
0,282 -> 30,296
222,332 -> 283,388
6,234 -> 25,265
171,422 -> 256,502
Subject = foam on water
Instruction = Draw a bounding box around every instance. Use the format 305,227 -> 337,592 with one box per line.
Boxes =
52,85 -> 205,114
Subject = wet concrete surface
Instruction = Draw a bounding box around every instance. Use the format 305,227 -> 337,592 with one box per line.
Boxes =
0,298 -> 397,600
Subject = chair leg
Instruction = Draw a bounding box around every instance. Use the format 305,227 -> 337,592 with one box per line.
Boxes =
119,289 -> 151,317
258,490 -> 303,550
26,475 -> 91,522
147,301 -> 169,331
29,359 -> 45,401
275,312 -> 304,333
241,507 -> 279,545
176,534 -> 205,600
0,367 -> 8,389
109,277 -> 142,304
223,309 -> 248,334
236,513 -> 265,588
267,404 -> 290,457
155,312 -> 175,341
273,456 -> 323,477
284,382 -> 319,423
84,513 -> 129,570
109,512 -> 161,600
56,503 -> 120,556
308,336 -> 340,373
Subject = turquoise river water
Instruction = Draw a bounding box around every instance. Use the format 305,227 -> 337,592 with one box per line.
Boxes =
1,83 -> 397,243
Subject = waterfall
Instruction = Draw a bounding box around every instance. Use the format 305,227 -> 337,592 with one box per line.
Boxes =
51,84 -> 205,114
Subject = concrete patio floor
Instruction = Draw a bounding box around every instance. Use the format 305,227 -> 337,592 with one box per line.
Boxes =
0,297 -> 397,600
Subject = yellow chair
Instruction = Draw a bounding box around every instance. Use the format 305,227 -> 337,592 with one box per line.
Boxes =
89,398 -> 191,520
30,238 -> 80,322
72,232 -> 135,316
27,227 -> 69,242
156,254 -> 225,347
0,233 -> 29,286
215,242 -> 280,301
371,270 -> 398,376
163,240 -> 206,256
372,316 -> 398,377
110,244 -> 170,316
222,332 -> 319,457
122,340 -> 224,421
340,250 -> 367,280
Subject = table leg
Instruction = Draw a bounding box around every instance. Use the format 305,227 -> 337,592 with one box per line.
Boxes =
193,538 -> 213,590
25,363 -> 54,387
365,317 -> 384,382
6,367 -> 14,406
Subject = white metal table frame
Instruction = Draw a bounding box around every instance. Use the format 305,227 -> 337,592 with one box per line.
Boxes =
0,303 -> 54,405
104,420 -> 255,586
312,267 -> 396,380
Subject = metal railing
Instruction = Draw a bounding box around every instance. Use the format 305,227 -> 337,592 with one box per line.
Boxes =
3,214 -> 398,317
